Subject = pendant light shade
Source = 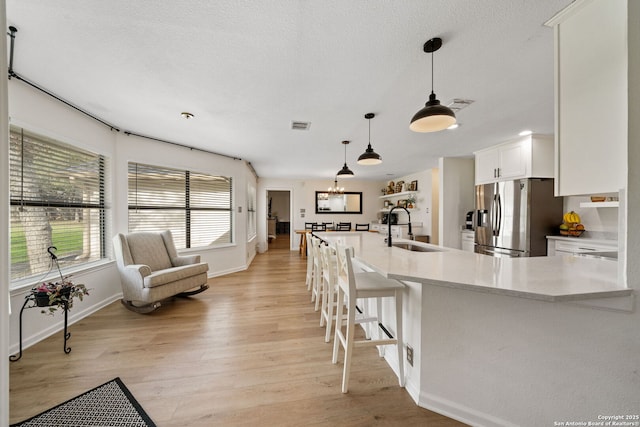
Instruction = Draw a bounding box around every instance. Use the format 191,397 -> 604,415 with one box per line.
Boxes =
358,113 -> 382,165
410,37 -> 456,133
336,140 -> 354,178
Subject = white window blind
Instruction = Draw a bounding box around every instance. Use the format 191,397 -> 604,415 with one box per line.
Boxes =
9,127 -> 108,284
128,162 -> 232,248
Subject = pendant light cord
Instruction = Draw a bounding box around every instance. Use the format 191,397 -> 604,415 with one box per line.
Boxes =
431,49 -> 434,95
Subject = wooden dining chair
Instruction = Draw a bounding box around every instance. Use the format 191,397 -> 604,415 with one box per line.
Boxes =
312,223 -> 327,231
333,244 -> 405,393
336,222 -> 351,231
355,223 -> 370,231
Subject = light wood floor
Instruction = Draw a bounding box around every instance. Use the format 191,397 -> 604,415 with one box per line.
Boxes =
10,243 -> 465,426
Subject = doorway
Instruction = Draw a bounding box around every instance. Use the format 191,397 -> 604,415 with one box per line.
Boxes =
267,190 -> 292,250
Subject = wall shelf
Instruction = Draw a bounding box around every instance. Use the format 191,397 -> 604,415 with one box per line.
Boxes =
379,190 -> 416,199
579,201 -> 619,208
380,208 -> 417,213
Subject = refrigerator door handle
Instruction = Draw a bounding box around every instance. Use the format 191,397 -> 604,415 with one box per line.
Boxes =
496,193 -> 502,236
491,194 -> 500,236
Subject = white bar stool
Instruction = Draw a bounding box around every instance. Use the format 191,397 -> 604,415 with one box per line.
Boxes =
332,244 -> 405,393
310,235 -> 324,310
319,244 -> 341,343
305,232 -> 314,291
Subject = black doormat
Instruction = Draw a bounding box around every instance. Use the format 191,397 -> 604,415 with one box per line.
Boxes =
11,377 -> 156,427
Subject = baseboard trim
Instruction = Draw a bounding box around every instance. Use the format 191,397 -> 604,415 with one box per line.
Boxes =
417,391 -> 516,427
207,265 -> 246,278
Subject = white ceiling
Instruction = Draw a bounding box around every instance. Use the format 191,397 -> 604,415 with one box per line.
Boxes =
6,0 -> 573,181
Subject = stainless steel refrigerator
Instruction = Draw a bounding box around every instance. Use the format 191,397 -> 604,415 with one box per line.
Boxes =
474,178 -> 563,257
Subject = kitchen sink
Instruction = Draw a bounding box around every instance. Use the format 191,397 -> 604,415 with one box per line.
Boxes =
392,242 -> 443,253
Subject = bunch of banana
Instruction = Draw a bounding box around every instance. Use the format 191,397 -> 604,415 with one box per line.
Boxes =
560,211 -> 584,236
563,211 -> 581,224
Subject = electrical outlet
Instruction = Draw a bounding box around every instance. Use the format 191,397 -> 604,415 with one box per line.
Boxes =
407,345 -> 413,366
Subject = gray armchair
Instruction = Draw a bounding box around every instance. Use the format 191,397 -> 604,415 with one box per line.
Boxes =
113,230 -> 209,313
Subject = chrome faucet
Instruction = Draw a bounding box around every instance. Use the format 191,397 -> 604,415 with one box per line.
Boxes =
387,206 -> 413,247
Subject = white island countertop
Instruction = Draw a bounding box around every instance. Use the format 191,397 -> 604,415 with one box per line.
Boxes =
315,232 -> 631,302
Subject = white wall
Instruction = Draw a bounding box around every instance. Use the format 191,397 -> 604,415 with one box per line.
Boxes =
1,2 -> 11,424
257,178 -> 382,250
8,81 -> 123,357
113,132 -> 255,277
384,170 -> 433,239
438,157 -> 475,249
6,80 -> 258,358
627,0 -> 639,290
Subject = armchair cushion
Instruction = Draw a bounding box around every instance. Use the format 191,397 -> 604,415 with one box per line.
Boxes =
126,232 -> 173,272
144,263 -> 209,288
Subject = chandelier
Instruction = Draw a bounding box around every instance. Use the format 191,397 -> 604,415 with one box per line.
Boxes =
328,177 -> 344,195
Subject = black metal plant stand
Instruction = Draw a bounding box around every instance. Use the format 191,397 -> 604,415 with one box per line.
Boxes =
9,246 -> 73,362
9,293 -> 70,362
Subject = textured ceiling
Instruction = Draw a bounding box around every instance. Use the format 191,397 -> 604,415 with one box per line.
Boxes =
6,0 -> 573,180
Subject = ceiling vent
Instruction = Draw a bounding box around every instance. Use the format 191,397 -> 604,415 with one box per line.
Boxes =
446,99 -> 475,112
291,121 -> 311,131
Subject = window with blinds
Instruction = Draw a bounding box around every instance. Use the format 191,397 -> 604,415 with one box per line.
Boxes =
9,127 -> 108,284
247,182 -> 257,241
128,162 -> 232,248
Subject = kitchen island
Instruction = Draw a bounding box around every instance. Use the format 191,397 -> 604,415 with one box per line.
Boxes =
315,231 -> 635,426
316,231 -> 629,302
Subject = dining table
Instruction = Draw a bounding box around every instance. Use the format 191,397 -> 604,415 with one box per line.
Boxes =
294,229 -> 312,256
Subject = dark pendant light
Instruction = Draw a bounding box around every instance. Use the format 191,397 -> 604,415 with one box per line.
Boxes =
357,113 -> 382,165
336,140 -> 354,178
410,37 -> 457,133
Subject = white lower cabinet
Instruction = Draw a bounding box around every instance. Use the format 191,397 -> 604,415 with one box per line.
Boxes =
377,224 -> 403,239
461,230 -> 475,252
546,237 -> 617,256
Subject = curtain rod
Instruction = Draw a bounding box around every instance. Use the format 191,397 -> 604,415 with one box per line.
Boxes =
9,71 -> 121,132
123,131 -> 242,161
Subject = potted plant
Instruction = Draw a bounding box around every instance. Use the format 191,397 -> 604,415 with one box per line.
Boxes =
33,247 -> 90,314
34,277 -> 89,314
406,194 -> 416,209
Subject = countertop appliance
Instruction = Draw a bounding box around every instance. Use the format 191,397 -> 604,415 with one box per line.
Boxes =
465,211 -> 474,230
475,178 -> 563,257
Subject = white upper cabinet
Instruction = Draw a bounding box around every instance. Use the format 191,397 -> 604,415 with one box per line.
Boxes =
474,135 -> 554,185
546,0 -> 627,196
